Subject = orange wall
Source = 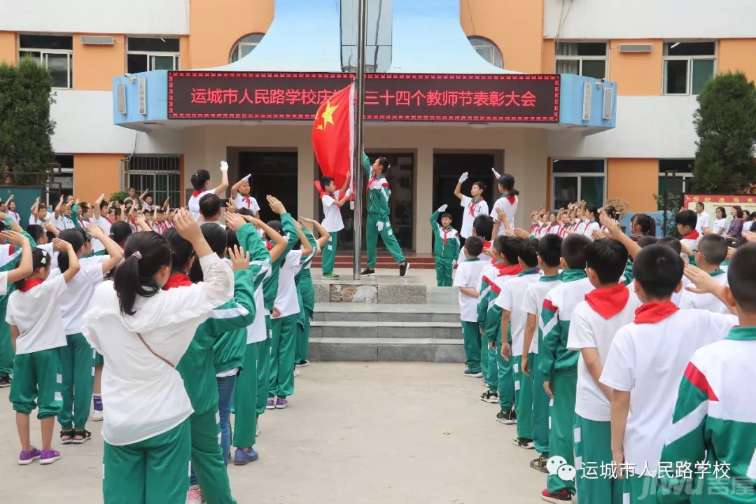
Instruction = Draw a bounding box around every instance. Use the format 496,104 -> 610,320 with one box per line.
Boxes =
187,0 -> 273,69
718,39 -> 756,83
74,154 -> 123,201
461,0 -> 544,73
73,34 -> 125,90
0,31 -> 17,65
607,159 -> 658,212
541,39 -> 555,73
608,40 -> 663,96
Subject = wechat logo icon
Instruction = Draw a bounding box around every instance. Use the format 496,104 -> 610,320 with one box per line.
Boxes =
547,456 -> 576,481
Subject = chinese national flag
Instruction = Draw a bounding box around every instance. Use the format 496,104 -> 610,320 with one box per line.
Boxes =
312,83 -> 354,191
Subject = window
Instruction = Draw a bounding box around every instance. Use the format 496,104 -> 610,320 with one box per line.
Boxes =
229,33 -> 264,63
658,159 -> 694,211
125,156 -> 182,208
48,154 -> 74,203
127,37 -> 179,73
556,42 -> 607,79
19,34 -> 73,88
664,42 -> 715,95
552,159 -> 605,209
468,37 -> 503,68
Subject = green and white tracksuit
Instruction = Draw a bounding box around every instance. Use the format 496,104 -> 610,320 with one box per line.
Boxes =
0,245 -> 22,378
295,229 -> 317,364
657,325 -> 756,504
478,269 -> 500,393
174,266 -> 256,504
430,211 -> 459,287
538,269 -> 593,496
364,157 -> 405,269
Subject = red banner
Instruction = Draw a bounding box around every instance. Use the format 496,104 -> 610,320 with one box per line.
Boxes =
168,71 -> 560,122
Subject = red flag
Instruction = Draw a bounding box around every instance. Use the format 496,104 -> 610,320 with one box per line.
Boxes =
312,83 -> 354,190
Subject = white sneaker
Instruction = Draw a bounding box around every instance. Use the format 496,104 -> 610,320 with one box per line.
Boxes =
293,368 -> 300,377
91,410 -> 103,422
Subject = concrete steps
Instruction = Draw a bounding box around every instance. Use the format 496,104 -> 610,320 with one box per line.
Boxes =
309,303 -> 464,363
312,254 -> 437,269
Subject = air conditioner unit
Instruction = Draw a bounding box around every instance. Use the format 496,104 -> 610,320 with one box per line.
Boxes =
117,83 -> 127,115
81,35 -> 115,46
582,82 -> 592,121
619,44 -> 652,54
137,78 -> 147,115
602,87 -> 613,120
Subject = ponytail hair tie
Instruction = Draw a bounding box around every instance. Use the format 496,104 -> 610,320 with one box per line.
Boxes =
132,250 -> 143,260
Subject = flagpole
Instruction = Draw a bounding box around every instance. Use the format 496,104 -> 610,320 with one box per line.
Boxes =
352,0 -> 367,280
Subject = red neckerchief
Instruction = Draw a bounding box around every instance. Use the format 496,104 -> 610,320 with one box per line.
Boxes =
482,240 -> 492,251
19,278 -> 44,292
496,263 -> 523,277
683,230 -> 700,240
506,194 -> 516,205
266,241 -> 273,251
441,227 -> 452,246
634,301 -> 679,324
163,272 -> 192,290
191,190 -> 202,197
585,284 -> 630,320
468,198 -> 481,217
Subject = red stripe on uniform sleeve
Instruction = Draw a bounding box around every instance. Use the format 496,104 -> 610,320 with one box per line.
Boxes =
543,299 -> 558,314
683,362 -> 719,401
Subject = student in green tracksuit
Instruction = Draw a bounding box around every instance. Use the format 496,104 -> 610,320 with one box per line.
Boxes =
296,220 -> 329,366
166,223 -> 256,504
231,213 -> 289,465
361,155 -> 410,277
538,234 -> 593,502
430,205 -> 460,287
261,198 -> 299,408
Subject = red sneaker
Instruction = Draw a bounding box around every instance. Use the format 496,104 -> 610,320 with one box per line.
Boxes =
541,488 -> 572,503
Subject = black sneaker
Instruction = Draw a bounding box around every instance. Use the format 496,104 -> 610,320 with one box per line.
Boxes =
0,375 -> 10,388
480,390 -> 499,403
296,360 -> 310,367
530,454 -> 549,473
513,437 -> 534,449
360,268 -> 375,276
399,261 -> 410,277
496,409 -> 517,425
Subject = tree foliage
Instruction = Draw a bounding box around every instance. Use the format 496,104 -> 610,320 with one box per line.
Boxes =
693,72 -> 756,193
0,58 -> 55,185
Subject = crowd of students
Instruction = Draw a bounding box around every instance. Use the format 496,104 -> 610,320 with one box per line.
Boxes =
0,160 -> 333,504
445,171 -> 756,503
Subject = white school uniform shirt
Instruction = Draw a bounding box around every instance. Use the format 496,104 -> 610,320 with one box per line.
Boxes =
523,275 -> 563,354
495,271 -> 540,357
51,255 -> 107,336
453,258 -> 486,322
567,293 -> 640,422
82,254 -> 233,446
599,309 -> 737,476
7,210 -> 20,223
583,221 -> 601,239
6,275 -> 68,355
712,217 -> 728,236
678,271 -> 729,314
321,191 -> 345,233
54,215 -> 75,231
459,195 -> 489,239
233,194 -> 260,214
490,195 -> 518,236
188,190 -> 214,220
273,250 -> 304,319
680,232 -> 700,256
695,211 -> 711,234
29,214 -> 47,226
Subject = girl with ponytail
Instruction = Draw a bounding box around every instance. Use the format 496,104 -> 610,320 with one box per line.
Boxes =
491,173 -> 519,239
82,209 -> 234,504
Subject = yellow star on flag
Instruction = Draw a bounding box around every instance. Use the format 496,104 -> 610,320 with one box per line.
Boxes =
318,101 -> 338,131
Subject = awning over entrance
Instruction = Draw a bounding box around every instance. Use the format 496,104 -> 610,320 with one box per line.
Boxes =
112,0 -> 617,131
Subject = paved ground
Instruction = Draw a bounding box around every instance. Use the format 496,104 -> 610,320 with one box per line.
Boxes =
1,363 -> 545,503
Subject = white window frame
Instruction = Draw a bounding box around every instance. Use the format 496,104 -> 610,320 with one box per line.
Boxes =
659,171 -> 694,192
555,42 -> 608,78
18,48 -> 73,89
551,160 -> 607,209
663,42 -> 716,96
468,36 -> 504,68
229,34 -> 264,63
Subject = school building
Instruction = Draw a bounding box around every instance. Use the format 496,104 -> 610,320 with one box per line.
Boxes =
1,0 -> 754,253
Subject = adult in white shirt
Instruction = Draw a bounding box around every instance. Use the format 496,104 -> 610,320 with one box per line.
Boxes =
694,202 -> 711,234
188,161 -> 229,220
230,174 -> 260,216
454,172 -> 489,239
82,210 -> 234,504
711,206 -> 728,236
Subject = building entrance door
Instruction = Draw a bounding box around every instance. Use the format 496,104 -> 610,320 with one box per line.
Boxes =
238,151 -> 298,222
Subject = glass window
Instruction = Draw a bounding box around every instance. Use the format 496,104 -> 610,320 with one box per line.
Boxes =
664,42 -> 715,95
229,33 -> 264,63
658,159 -> 694,211
19,35 -> 73,88
556,42 -> 607,79
126,156 -> 182,208
468,37 -> 504,68
552,159 -> 606,209
127,37 -> 179,73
